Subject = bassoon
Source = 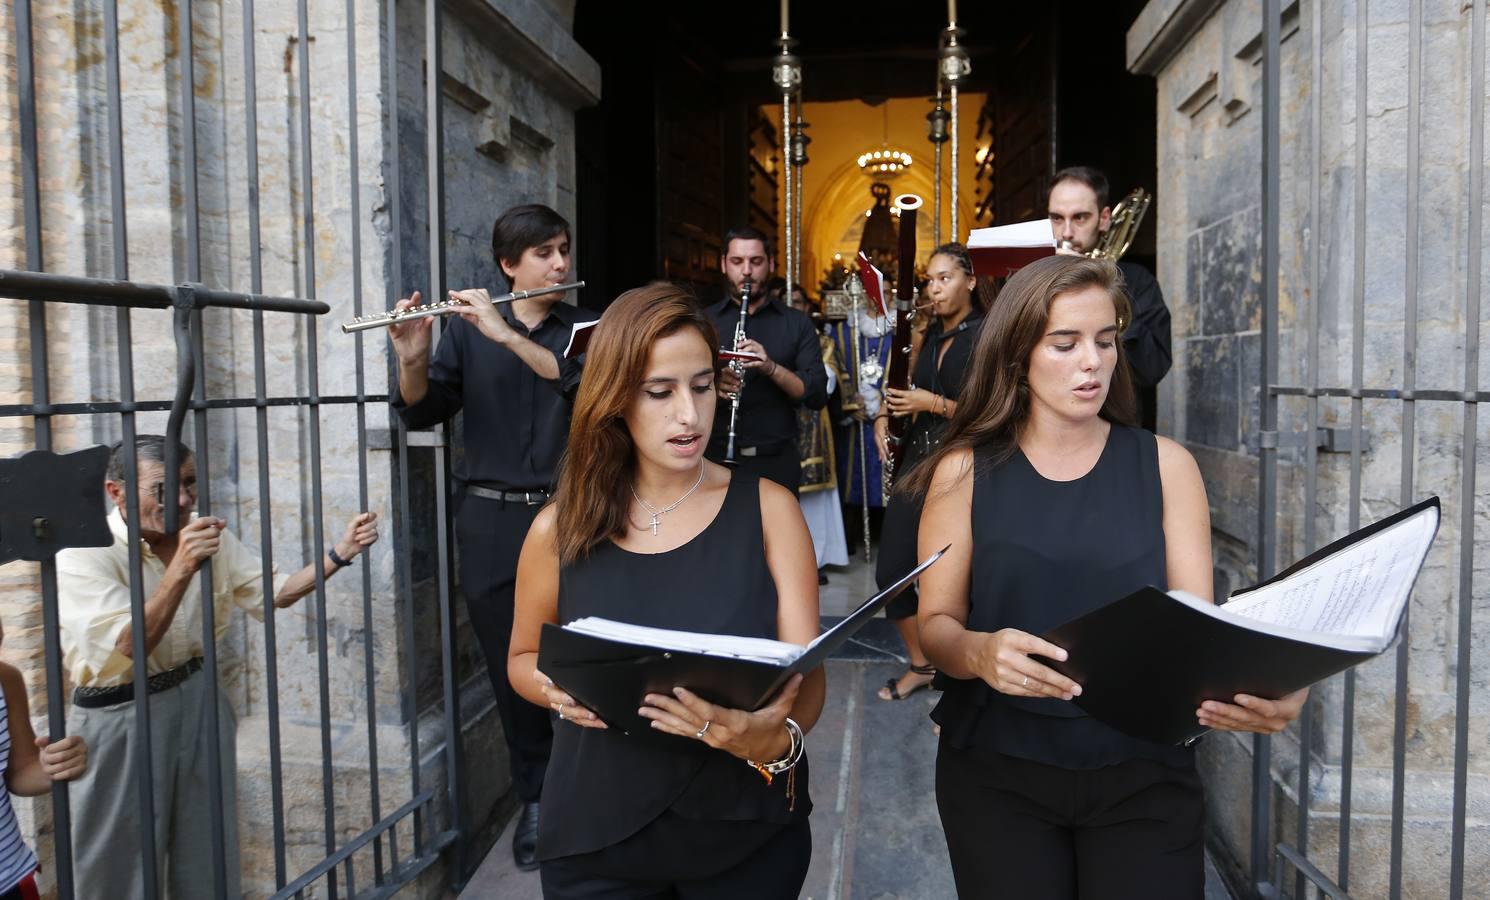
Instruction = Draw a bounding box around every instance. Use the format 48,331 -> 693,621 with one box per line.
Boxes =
881,193 -> 922,498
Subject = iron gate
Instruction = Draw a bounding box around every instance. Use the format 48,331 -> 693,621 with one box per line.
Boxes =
1253,0 -> 1485,897
0,0 -> 480,895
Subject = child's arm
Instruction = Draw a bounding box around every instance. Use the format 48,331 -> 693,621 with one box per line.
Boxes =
1,662 -> 87,797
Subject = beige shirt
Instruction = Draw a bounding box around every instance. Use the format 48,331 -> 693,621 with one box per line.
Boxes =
56,510 -> 289,687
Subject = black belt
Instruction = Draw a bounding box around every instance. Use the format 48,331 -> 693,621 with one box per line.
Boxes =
73,657 -> 204,709
466,484 -> 550,505
733,440 -> 791,458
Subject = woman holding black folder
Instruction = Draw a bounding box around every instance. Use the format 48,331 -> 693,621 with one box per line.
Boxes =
909,256 -> 1305,899
508,283 -> 824,899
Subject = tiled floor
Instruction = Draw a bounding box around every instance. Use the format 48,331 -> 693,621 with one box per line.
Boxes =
457,556 -> 1233,899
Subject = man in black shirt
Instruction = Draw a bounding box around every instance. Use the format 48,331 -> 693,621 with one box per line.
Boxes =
1047,166 -> 1173,431
390,204 -> 597,870
705,226 -> 828,495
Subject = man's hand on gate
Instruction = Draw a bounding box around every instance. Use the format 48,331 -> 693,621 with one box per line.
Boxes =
168,517 -> 224,575
36,734 -> 87,781
335,511 -> 379,563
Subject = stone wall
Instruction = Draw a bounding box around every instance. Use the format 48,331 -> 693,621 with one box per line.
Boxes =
1130,0 -> 1489,895
0,0 -> 597,895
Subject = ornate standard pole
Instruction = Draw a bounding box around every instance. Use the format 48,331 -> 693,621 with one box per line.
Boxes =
773,4 -> 801,303
791,111 -> 809,289
927,89 -> 950,248
940,3 -> 971,243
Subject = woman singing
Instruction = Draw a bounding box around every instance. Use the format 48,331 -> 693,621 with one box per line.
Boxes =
913,256 -> 1304,898
874,243 -> 986,702
508,283 -> 824,898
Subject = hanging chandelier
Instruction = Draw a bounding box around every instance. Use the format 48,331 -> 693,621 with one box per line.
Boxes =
857,148 -> 913,178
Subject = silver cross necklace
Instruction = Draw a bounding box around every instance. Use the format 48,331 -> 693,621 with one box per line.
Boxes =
631,463 -> 707,536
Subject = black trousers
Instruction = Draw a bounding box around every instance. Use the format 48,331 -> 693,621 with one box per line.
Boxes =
874,487 -> 922,619
936,742 -> 1205,900
539,817 -> 812,900
456,493 -> 553,803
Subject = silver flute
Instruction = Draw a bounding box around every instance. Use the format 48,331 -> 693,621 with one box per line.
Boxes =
341,280 -> 585,333
722,279 -> 753,465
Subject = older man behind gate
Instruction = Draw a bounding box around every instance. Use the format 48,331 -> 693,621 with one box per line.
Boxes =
56,435 -> 377,900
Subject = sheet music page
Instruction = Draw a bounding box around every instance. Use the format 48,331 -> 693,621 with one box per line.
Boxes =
564,617 -> 805,664
1221,508 -> 1438,641
967,219 -> 1055,249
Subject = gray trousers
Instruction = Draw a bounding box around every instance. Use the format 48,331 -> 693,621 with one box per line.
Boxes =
67,669 -> 241,900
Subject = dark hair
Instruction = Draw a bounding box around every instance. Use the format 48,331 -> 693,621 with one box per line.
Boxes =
722,225 -> 774,260
491,204 -> 570,279
1050,166 -> 1110,210
107,434 -> 192,483
551,283 -> 720,565
928,242 -> 992,312
899,256 -> 1136,498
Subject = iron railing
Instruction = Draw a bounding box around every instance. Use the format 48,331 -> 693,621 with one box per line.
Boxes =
1253,1 -> 1484,897
1,0 -> 477,895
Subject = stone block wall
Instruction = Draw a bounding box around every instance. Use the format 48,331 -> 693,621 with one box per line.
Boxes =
0,0 -> 596,895
1130,0 -> 1489,895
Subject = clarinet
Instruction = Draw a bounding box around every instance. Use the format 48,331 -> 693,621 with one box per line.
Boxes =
722,279 -> 753,465
881,194 -> 922,498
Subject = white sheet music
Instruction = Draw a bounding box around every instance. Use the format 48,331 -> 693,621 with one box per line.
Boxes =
1220,507 -> 1438,644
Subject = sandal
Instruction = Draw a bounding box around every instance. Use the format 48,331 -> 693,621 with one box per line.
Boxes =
878,663 -> 937,701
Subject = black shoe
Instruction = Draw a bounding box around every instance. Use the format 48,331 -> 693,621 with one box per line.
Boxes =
513,801 -> 540,872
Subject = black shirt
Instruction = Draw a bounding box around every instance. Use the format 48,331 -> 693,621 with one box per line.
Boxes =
540,474 -> 810,871
704,295 -> 828,454
392,301 -> 599,489
931,426 -> 1191,770
903,310 -> 984,472
1116,261 -> 1172,389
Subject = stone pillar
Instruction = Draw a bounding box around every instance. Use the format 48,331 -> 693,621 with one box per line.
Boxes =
1129,1 -> 1489,896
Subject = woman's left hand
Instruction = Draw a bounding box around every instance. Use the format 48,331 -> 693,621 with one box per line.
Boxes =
1197,687 -> 1308,734
883,386 -> 938,418
640,674 -> 803,762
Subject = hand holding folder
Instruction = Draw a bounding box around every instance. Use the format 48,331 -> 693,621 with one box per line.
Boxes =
537,546 -> 948,741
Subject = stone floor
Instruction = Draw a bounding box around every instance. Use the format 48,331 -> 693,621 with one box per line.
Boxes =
458,555 -> 1233,899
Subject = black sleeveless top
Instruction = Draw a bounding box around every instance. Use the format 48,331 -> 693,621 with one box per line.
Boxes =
538,475 -> 812,862
931,425 -> 1193,769
903,311 -> 983,473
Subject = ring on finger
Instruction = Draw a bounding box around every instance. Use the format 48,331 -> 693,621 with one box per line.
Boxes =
695,720 -> 712,740
1021,675 -> 1029,688
558,706 -> 567,722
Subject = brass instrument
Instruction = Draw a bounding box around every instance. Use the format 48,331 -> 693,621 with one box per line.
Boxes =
340,281 -> 585,333
722,279 -> 753,465
1057,188 -> 1151,261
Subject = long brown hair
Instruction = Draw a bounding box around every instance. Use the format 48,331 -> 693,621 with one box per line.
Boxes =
551,283 -> 719,565
899,255 -> 1136,498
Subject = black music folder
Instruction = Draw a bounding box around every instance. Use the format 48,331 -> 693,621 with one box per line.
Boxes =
1035,497 -> 1441,746
538,546 -> 948,740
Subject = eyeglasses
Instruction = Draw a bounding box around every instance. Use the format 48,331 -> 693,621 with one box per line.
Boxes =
148,480 -> 198,506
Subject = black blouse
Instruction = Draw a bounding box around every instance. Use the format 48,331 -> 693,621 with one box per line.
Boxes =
538,475 -> 811,868
931,425 -> 1193,770
903,310 -> 983,472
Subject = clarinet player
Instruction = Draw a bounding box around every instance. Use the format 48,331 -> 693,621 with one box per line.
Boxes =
705,226 -> 828,496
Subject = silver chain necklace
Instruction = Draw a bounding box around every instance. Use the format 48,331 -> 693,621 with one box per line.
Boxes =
631,463 -> 706,536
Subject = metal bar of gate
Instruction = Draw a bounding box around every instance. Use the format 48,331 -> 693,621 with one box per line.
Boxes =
290,0 -> 345,891
0,269 -> 331,314
1252,0 -> 1281,892
11,3 -> 82,898
344,0 -> 389,883
1339,0 -> 1372,888
426,0 -> 469,884
386,0 -> 422,865
1387,3 -> 1426,897
240,0 -> 292,888
1449,5 -> 1485,896
1292,0 -> 1326,892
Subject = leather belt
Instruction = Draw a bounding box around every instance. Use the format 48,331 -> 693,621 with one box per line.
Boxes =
466,485 -> 550,505
736,440 -> 789,458
73,657 -> 204,709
